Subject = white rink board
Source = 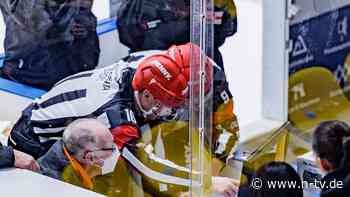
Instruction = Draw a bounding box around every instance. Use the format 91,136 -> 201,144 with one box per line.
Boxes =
0,168 -> 105,197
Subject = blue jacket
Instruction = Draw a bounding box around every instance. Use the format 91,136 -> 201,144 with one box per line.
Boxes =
37,140 -> 69,180
0,142 -> 14,168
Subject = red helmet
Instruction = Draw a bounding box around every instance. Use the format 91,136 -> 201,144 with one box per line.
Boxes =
166,43 -> 213,96
132,54 -> 188,108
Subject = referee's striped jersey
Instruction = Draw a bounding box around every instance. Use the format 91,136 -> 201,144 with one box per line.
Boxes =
28,53 -> 155,144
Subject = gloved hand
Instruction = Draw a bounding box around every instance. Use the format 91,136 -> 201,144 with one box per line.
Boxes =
70,7 -> 96,40
214,117 -> 239,162
216,117 -> 239,134
71,23 -> 88,39
212,97 -> 239,161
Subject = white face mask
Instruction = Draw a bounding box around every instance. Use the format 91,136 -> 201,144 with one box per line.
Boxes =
157,106 -> 173,117
101,149 -> 120,175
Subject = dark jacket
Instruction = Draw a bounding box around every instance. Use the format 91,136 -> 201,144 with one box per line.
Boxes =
321,168 -> 350,197
0,0 -> 100,90
116,0 -> 237,69
0,142 -> 14,168
37,140 -> 69,180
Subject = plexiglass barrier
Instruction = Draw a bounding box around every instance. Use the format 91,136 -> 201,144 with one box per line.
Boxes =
236,122 -> 312,186
189,0 -> 214,195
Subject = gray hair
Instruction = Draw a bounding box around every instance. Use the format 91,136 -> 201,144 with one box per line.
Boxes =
62,118 -> 99,155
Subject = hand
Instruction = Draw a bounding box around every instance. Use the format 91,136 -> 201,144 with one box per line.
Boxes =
214,118 -> 239,160
13,150 -> 39,172
211,176 -> 239,197
71,23 -> 88,39
215,118 -> 239,134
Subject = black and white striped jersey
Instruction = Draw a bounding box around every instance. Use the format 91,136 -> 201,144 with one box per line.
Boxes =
20,48 -> 236,158
28,52 -> 158,144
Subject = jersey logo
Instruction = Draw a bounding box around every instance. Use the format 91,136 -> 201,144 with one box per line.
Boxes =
103,72 -> 113,90
152,61 -> 172,80
99,67 -> 120,91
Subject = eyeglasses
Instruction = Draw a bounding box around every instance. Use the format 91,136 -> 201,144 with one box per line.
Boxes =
88,144 -> 117,153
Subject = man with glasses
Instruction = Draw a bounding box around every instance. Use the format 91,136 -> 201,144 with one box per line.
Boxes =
38,118 -> 116,189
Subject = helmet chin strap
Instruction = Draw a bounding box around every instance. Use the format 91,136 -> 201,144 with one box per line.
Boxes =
134,91 -> 174,119
134,91 -> 158,118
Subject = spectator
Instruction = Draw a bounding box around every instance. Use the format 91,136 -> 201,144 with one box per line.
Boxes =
116,0 -> 237,70
38,118 -> 115,189
247,161 -> 303,197
312,120 -> 350,197
0,0 -> 100,90
0,141 -> 38,171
